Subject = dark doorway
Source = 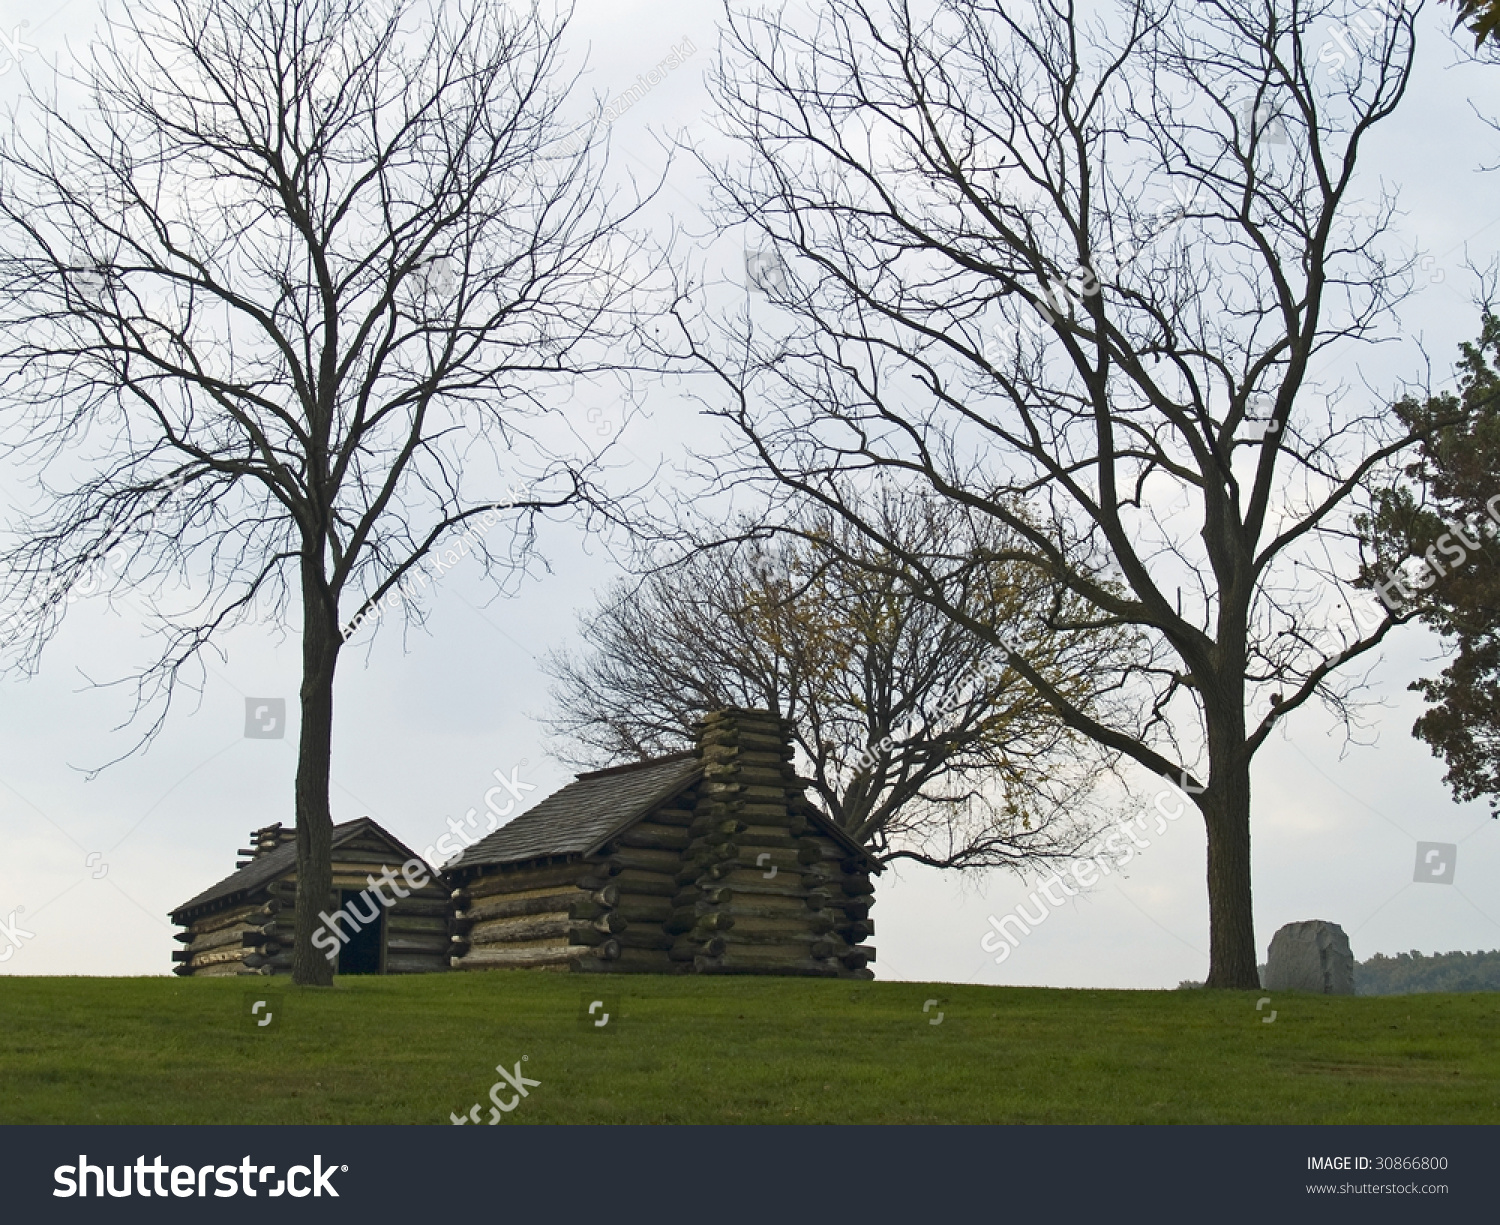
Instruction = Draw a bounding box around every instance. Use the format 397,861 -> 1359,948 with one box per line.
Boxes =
337,889 -> 384,975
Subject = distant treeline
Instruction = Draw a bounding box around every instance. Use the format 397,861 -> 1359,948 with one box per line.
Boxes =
1176,948 -> 1500,994
1354,949 -> 1500,996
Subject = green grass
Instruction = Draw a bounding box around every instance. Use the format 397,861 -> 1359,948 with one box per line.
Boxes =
1,974 -> 1496,1124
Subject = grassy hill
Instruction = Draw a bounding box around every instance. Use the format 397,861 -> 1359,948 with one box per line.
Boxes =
1,973 -> 1496,1124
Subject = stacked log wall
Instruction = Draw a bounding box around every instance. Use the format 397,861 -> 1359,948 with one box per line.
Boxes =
449,860 -> 596,971
793,798 -> 877,976
174,828 -> 450,976
172,896 -> 277,976
671,709 -> 877,979
572,787 -> 699,974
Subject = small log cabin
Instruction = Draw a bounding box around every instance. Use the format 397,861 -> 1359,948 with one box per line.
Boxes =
446,707 -> 880,977
169,817 -> 451,977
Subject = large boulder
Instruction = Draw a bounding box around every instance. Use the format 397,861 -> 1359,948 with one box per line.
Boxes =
1263,920 -> 1355,994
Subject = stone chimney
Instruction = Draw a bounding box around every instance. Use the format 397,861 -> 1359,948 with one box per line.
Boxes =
695,706 -> 803,831
675,706 -> 877,976
236,822 -> 296,868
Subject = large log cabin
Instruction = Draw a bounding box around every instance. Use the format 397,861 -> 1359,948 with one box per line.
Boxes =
446,707 -> 880,977
169,817 -> 451,977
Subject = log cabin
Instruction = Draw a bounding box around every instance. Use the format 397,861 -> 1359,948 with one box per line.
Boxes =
446,707 -> 880,977
169,817 -> 451,977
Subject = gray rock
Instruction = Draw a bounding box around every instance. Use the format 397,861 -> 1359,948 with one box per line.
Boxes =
1263,920 -> 1355,994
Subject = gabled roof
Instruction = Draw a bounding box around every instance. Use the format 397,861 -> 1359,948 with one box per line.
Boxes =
449,752 -> 703,872
447,746 -> 882,875
169,816 -> 427,924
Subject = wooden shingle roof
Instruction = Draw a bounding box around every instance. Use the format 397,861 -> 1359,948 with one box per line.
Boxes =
169,817 -> 422,924
449,751 -> 703,872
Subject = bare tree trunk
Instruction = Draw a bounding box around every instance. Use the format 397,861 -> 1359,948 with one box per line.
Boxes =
292,559 -> 340,987
1202,792 -> 1257,988
1201,677 -> 1258,989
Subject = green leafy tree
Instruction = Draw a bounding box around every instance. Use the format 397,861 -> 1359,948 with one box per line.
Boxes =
1444,0 -> 1500,46
1356,948 -> 1500,994
1362,316 -> 1500,812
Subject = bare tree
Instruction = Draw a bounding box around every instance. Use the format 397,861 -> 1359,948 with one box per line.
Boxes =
679,0 -> 1429,986
545,498 -> 1132,870
0,0 -> 659,984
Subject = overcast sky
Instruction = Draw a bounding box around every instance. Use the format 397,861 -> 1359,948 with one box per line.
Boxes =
0,0 -> 1496,990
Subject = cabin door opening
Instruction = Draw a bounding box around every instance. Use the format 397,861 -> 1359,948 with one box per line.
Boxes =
337,889 -> 385,975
